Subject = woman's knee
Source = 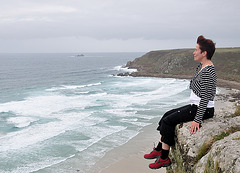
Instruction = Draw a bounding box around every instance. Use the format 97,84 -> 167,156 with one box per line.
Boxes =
161,135 -> 175,146
159,119 -> 175,135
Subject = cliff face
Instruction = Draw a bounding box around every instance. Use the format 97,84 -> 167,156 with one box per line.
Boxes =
125,49 -> 197,77
167,89 -> 240,173
123,48 -> 240,88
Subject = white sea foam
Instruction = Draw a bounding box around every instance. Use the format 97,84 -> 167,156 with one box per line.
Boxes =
0,98 -> 96,151
45,82 -> 102,91
0,75 -> 190,172
0,94 -> 99,118
113,65 -> 137,73
0,77 -> 189,153
0,117 -> 82,151
74,91 -> 90,95
9,154 -> 76,173
7,117 -> 38,128
120,118 -> 151,127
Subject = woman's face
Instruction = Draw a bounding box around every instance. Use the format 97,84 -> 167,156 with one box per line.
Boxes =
193,44 -> 204,62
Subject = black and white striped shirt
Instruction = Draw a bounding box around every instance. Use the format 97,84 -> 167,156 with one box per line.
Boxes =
189,63 -> 217,123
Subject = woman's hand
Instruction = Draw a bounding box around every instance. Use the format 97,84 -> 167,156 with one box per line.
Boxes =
190,121 -> 200,134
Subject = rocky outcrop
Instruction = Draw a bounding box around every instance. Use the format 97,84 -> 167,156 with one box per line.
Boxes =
195,132 -> 240,173
124,49 -> 197,76
167,89 -> 240,173
119,48 -> 240,89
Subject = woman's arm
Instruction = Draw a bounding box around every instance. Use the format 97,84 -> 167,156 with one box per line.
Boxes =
194,69 -> 214,124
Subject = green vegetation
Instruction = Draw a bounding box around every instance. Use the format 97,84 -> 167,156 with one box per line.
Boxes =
234,104 -> 240,116
167,147 -> 187,173
224,103 -> 240,118
196,126 -> 240,162
232,137 -> 240,140
167,125 -> 240,173
128,47 -> 240,83
204,155 -> 220,173
196,140 -> 214,162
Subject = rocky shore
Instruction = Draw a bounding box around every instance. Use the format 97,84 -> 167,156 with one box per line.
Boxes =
117,48 -> 240,172
118,47 -> 240,90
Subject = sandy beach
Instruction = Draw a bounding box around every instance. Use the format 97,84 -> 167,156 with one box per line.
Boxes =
86,87 -> 239,173
87,118 -> 166,173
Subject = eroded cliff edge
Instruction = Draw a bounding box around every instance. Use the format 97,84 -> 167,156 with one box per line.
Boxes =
119,48 -> 240,90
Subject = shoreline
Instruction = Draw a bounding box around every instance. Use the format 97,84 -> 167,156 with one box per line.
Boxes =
87,86 -> 239,173
118,72 -> 240,90
87,117 -> 166,173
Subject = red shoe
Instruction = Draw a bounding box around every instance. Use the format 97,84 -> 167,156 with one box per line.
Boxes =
144,149 -> 162,159
149,157 -> 171,169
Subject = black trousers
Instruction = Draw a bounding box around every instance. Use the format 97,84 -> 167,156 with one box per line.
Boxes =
157,104 -> 214,146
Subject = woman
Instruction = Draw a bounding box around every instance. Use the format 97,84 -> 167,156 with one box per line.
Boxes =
144,35 -> 217,169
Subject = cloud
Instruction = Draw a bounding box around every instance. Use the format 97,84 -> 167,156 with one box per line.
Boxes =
0,0 -> 239,52
1,6 -> 76,16
0,5 -> 77,24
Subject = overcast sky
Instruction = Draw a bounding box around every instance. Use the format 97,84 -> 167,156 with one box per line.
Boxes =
0,0 -> 239,53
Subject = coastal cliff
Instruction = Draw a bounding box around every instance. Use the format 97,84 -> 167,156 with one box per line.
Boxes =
119,47 -> 240,89
120,48 -> 240,172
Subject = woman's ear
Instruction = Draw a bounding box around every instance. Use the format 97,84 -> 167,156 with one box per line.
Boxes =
202,50 -> 207,57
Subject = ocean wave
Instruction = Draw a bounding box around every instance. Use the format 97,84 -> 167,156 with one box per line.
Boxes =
45,82 -> 102,91
9,154 -> 76,173
0,112 -> 92,152
0,76 -> 190,172
113,65 -> 137,73
7,117 -> 38,128
120,118 -> 151,127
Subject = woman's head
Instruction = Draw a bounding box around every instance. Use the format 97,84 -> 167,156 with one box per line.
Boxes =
197,35 -> 216,60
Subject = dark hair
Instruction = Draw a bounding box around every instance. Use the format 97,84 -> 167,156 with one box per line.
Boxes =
197,35 -> 216,60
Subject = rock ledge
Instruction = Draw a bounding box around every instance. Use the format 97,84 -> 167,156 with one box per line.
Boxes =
167,88 -> 240,173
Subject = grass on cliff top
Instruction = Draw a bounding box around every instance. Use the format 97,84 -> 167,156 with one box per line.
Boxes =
234,104 -> 240,117
215,47 -> 240,53
204,155 -> 220,173
130,47 -> 240,82
226,103 -> 240,118
196,126 -> 240,162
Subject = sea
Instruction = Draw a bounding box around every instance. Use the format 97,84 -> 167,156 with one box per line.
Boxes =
0,52 -> 190,173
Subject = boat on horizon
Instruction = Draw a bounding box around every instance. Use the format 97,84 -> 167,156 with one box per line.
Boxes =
76,54 -> 84,57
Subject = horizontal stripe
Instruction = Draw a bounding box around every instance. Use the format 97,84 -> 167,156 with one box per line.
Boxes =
189,64 -> 217,123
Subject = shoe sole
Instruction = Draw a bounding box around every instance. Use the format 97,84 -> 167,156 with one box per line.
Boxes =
149,162 -> 171,169
144,156 -> 159,159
